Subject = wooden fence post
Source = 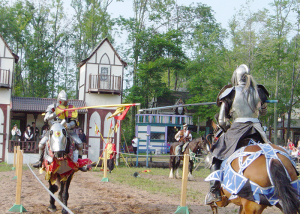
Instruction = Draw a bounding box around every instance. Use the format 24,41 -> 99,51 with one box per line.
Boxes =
101,149 -> 109,182
12,146 -> 17,170
8,149 -> 27,212
12,146 -> 20,180
175,154 -> 190,214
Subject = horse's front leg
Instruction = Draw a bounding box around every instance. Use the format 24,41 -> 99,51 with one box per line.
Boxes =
169,157 -> 175,178
48,180 -> 58,212
188,160 -> 194,181
61,173 -> 73,214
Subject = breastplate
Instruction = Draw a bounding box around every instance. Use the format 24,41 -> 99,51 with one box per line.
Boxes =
230,86 -> 260,120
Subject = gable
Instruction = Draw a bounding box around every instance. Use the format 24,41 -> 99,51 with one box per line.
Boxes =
0,34 -> 19,62
77,38 -> 126,67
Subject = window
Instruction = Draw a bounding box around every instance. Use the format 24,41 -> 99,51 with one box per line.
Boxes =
150,132 -> 165,140
101,67 -> 108,81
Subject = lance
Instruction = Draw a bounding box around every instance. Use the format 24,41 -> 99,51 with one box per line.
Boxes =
62,103 -> 140,112
138,100 -> 278,112
41,103 -> 140,115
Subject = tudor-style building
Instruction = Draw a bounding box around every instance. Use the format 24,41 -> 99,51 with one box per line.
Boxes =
0,34 -> 19,162
0,36 -> 126,164
77,38 -> 127,162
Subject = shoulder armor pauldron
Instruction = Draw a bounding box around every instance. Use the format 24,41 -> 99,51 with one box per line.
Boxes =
216,84 -> 234,107
257,84 -> 269,97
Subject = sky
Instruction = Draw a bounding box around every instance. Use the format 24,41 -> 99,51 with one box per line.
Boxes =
105,0 -> 273,30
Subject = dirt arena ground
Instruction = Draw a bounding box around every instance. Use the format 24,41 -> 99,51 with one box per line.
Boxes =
1,169 -> 281,214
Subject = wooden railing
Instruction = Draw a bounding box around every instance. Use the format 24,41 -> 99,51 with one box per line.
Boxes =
88,74 -> 122,94
0,69 -> 10,87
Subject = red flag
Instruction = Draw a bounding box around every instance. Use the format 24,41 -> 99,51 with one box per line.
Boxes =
110,120 -> 113,129
114,106 -> 131,120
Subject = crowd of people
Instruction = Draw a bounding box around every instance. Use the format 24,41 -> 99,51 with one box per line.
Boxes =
10,122 -> 87,145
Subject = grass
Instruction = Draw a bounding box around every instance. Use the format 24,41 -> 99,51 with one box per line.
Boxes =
0,162 -> 28,172
92,165 -> 210,202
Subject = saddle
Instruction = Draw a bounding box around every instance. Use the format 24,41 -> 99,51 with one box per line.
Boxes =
175,141 -> 190,155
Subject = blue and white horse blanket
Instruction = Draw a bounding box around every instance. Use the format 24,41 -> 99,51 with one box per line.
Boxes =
205,142 -> 300,205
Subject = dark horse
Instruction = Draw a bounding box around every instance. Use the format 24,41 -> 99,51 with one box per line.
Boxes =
205,121 -> 300,214
42,121 -> 91,214
169,137 -> 207,180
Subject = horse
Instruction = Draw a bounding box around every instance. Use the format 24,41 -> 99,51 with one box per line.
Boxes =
205,121 -> 300,214
42,120 -> 92,214
169,137 -> 207,180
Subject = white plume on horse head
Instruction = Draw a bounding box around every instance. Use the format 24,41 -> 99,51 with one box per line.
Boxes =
49,122 -> 67,152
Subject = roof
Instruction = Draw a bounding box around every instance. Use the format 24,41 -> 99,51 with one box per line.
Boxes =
0,34 -> 19,63
77,37 -> 127,68
11,97 -> 87,113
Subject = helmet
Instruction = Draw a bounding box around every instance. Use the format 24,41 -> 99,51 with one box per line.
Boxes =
57,90 -> 68,106
231,64 -> 250,86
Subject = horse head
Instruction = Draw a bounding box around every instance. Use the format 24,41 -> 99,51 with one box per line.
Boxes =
192,136 -> 209,156
49,121 -> 68,159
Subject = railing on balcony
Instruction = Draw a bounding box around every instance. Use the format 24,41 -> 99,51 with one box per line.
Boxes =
136,114 -> 193,126
0,69 -> 10,88
88,74 -> 122,94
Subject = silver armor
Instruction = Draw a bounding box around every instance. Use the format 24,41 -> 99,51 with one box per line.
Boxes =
57,90 -> 68,106
34,90 -> 83,167
218,64 -> 270,143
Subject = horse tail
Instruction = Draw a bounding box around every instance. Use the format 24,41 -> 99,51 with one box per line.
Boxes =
270,159 -> 300,214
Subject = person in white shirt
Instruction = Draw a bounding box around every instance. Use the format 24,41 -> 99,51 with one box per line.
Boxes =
11,124 -> 21,141
132,136 -> 138,154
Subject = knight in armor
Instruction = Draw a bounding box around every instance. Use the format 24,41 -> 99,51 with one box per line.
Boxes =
175,123 -> 192,159
205,64 -> 270,205
33,90 -> 85,170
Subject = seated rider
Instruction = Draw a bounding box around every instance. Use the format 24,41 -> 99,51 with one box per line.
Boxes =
175,123 -> 192,158
205,64 -> 270,205
33,90 -> 85,171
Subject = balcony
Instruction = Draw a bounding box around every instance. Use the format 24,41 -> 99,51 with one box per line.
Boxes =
0,69 -> 10,88
88,74 -> 122,95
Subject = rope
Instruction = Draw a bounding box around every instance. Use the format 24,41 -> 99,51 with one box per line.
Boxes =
21,151 -> 74,214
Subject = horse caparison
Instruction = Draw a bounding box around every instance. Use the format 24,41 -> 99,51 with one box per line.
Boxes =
207,120 -> 300,214
169,137 -> 207,181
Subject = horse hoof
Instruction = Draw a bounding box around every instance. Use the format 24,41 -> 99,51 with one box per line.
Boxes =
48,205 -> 57,212
62,208 -> 68,214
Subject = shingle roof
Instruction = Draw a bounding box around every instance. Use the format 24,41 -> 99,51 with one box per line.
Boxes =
11,97 -> 87,113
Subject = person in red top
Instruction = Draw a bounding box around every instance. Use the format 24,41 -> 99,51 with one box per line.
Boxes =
288,139 -> 295,155
104,138 -> 116,173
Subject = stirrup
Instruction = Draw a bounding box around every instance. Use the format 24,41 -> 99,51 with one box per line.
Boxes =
205,191 -> 222,205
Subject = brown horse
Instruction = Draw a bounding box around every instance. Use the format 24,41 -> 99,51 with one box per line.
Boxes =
43,122 -> 91,214
206,121 -> 300,214
169,137 -> 207,180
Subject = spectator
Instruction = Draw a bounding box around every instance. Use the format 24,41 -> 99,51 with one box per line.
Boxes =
78,129 -> 86,144
104,138 -> 116,173
132,136 -> 138,154
41,122 -> 49,134
291,147 -> 299,163
31,122 -> 39,141
288,139 -> 294,155
24,124 -> 33,150
11,124 -> 21,141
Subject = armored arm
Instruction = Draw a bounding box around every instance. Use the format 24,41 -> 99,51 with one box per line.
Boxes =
44,104 -> 57,122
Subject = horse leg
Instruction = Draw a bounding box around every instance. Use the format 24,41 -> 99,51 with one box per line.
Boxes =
169,157 -> 175,179
239,198 -> 266,214
61,173 -> 74,214
210,204 -> 218,214
188,160 -> 194,181
175,158 -> 181,179
48,181 -> 58,212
